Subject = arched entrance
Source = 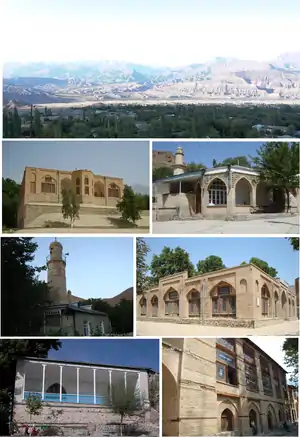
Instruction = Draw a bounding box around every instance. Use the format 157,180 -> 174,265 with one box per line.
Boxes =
235,178 -> 252,205
140,297 -> 147,316
163,364 -> 179,436
267,405 -> 276,431
274,290 -> 279,317
249,409 -> 258,428
164,289 -> 179,316
187,289 -> 200,317
281,291 -> 287,317
195,182 -> 202,214
288,298 -> 291,317
273,187 -> 285,212
151,296 -> 158,317
261,285 -> 270,316
221,408 -> 234,431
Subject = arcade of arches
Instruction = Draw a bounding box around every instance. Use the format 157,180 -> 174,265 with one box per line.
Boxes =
138,266 -> 297,325
162,338 -> 289,436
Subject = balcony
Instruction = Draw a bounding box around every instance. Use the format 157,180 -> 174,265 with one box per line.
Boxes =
24,391 -> 110,405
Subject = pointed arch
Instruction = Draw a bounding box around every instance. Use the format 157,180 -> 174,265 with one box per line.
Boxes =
151,295 -> 158,317
208,178 -> 227,206
108,183 -> 120,198
261,284 -> 270,316
211,281 -> 236,317
187,288 -> 200,317
274,290 -> 279,317
267,404 -> 276,430
235,177 -> 252,205
164,288 -> 179,316
41,175 -> 56,194
30,172 -> 36,193
240,279 -> 247,293
139,296 -> 147,316
94,180 -> 105,197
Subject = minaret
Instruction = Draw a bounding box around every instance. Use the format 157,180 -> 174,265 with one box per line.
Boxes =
173,146 -> 186,175
47,240 -> 68,304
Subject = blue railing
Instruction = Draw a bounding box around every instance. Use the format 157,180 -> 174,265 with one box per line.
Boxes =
24,391 -> 110,405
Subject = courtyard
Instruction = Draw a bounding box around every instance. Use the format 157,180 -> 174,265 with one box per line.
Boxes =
136,319 -> 300,336
153,213 -> 300,234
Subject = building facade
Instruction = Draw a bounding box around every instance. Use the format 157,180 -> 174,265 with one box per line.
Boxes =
137,265 -> 297,328
162,338 -> 290,436
287,385 -> 298,423
17,166 -> 124,228
14,357 -> 150,433
153,146 -> 300,220
44,240 -> 111,336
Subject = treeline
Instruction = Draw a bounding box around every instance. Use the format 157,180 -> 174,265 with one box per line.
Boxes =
3,104 -> 300,138
136,238 -> 298,295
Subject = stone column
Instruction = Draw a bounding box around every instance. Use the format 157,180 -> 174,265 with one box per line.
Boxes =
124,371 -> 127,392
59,365 -> 63,402
77,368 -> 80,403
109,370 -> 112,403
251,182 -> 257,207
42,364 -> 47,400
93,369 -> 96,404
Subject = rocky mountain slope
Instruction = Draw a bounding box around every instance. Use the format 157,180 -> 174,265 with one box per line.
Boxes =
4,52 -> 300,104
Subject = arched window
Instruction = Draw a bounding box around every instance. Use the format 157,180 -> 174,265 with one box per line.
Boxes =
212,284 -> 236,317
278,409 -> 282,422
235,178 -> 252,205
30,173 -> 36,194
261,285 -> 270,316
84,177 -> 89,185
187,289 -> 200,317
84,177 -> 89,195
164,289 -> 179,316
151,296 -> 158,317
221,409 -> 234,431
274,291 -> 279,317
108,183 -> 120,198
41,176 -> 56,194
288,298 -> 291,317
208,178 -> 227,205
76,177 -> 80,195
94,180 -> 105,197
140,297 -> 147,316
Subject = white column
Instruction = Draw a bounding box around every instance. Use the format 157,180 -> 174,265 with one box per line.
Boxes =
138,373 -> 142,404
59,366 -> 63,402
23,372 -> 26,400
77,368 -> 80,403
109,370 -> 112,402
93,369 -> 96,405
42,364 -> 46,400
124,372 -> 127,392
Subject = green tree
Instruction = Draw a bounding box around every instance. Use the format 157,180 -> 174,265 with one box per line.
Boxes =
150,246 -> 195,282
25,393 -> 43,422
0,340 -> 61,435
2,178 -> 20,229
111,383 -> 141,436
186,162 -> 206,172
282,338 -> 298,385
13,107 -> 22,137
1,238 -> 51,336
196,255 -> 226,274
213,156 -> 252,168
287,237 -> 299,251
246,257 -> 278,278
252,142 -> 300,212
117,185 -> 143,224
61,188 -> 80,227
135,193 -> 150,210
85,298 -> 133,334
33,108 -> 42,137
136,238 -> 150,295
152,167 -> 173,181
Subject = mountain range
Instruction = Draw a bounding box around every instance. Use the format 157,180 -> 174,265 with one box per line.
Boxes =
3,52 -> 300,104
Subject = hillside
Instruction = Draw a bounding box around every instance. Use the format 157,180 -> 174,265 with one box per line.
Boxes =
102,287 -> 133,306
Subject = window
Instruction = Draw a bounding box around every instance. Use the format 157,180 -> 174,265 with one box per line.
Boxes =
84,186 -> 89,195
30,181 -> 36,193
108,183 -> 120,197
212,284 -> 236,317
208,178 -> 227,205
260,356 -> 273,396
221,409 -> 234,431
261,285 -> 270,316
243,344 -> 258,391
84,177 -> 89,185
41,177 -> 56,194
151,296 -> 158,317
216,339 -> 237,385
140,297 -> 147,316
76,186 -> 80,195
188,290 -> 200,316
83,321 -> 91,336
273,369 -> 281,398
165,290 -> 179,316
76,177 -> 80,195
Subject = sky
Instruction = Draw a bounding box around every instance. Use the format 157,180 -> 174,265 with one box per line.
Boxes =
2,0 -> 300,66
31,237 -> 133,299
251,337 -> 296,383
144,237 -> 299,284
2,141 -> 149,187
153,141 -> 263,167
47,339 -> 159,372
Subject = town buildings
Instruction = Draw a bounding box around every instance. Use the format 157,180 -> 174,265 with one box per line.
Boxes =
17,166 -> 124,228
287,385 -> 298,423
14,357 -> 151,434
137,265 -> 297,328
153,146 -> 299,220
162,338 -> 291,436
44,240 -> 111,336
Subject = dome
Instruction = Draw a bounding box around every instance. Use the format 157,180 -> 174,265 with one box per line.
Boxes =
176,146 -> 184,154
49,240 -> 63,250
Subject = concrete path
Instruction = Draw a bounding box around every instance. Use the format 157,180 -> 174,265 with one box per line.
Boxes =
14,227 -> 149,234
136,320 -> 300,336
153,215 -> 299,234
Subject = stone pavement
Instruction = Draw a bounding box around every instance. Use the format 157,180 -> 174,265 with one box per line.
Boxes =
136,320 -> 300,336
153,215 -> 299,234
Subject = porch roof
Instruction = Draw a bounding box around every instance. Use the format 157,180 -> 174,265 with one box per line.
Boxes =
22,356 -> 155,373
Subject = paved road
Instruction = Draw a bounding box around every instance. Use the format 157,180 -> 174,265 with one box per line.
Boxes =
136,320 -> 300,336
153,215 -> 299,234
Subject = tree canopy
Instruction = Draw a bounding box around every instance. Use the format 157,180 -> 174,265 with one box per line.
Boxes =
196,255 -> 226,274
117,185 -> 143,224
212,156 -> 252,168
282,338 -> 298,385
152,167 -> 173,181
136,238 -> 150,295
241,257 -> 278,278
150,246 -> 195,282
1,238 -> 51,336
2,178 -> 20,229
287,237 -> 299,251
252,142 -> 300,211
